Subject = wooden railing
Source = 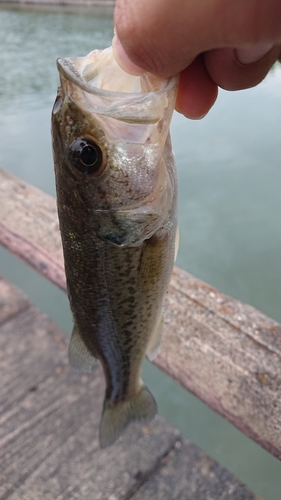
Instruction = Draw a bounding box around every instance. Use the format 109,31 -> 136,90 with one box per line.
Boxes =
1,167 -> 280,461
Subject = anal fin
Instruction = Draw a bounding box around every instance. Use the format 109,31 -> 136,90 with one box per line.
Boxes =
68,323 -> 97,372
146,314 -> 163,361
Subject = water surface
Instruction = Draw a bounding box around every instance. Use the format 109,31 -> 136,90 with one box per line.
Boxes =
0,6 -> 281,499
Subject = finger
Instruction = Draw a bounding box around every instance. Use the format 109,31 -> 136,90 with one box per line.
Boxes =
205,46 -> 281,91
112,34 -> 145,75
175,55 -> 218,119
114,0 -> 281,76
114,0 -> 213,75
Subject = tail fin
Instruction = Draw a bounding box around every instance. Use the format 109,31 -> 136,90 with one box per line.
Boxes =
99,384 -> 157,448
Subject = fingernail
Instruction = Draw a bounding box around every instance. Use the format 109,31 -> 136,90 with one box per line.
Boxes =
235,43 -> 274,64
112,34 -> 145,75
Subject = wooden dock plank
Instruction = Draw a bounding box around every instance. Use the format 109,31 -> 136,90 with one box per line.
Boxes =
0,278 -> 180,500
132,441 -> 260,500
0,168 -> 281,461
0,278 -> 259,499
0,276 -> 30,324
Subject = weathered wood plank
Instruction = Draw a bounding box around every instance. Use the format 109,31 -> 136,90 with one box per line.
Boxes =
0,279 -> 180,500
0,168 -> 66,290
0,278 -> 259,499
132,441 -> 260,500
0,168 -> 281,461
156,270 -> 281,460
0,276 -> 30,324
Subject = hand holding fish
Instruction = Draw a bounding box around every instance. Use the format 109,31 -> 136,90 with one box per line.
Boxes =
114,0 -> 281,118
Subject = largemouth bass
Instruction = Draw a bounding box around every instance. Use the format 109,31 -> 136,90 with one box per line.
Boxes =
51,47 -> 178,448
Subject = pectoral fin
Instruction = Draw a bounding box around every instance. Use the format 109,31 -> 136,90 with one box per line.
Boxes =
146,314 -> 164,361
68,323 -> 97,372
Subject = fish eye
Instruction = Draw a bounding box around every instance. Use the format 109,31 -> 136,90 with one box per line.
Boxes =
70,137 -> 103,175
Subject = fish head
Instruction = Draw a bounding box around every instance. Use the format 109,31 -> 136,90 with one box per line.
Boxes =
52,48 -> 178,247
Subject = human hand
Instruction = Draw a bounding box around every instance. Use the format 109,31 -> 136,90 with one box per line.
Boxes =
114,0 -> 281,118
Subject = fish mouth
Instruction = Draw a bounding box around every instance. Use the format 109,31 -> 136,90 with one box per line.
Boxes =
56,47 -> 178,124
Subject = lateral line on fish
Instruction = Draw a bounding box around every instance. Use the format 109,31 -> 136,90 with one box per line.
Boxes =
99,242 -> 125,396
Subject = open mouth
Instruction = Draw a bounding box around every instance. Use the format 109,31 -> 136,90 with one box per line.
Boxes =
56,47 -> 178,124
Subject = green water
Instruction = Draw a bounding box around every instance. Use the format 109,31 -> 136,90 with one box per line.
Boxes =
0,5 -> 281,499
